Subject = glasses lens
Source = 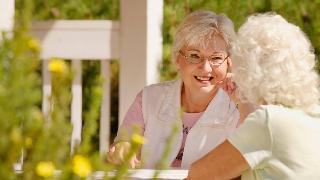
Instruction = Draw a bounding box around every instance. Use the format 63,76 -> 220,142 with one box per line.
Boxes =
209,56 -> 224,66
185,51 -> 201,63
182,50 -> 228,65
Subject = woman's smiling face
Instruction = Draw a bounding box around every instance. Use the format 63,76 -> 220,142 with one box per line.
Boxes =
176,35 -> 231,94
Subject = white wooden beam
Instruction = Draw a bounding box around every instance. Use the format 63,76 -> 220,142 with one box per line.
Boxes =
146,0 -> 163,84
42,60 -> 52,119
0,0 -> 14,41
119,0 -> 163,125
100,60 -> 111,155
31,20 -> 120,60
0,0 -> 14,32
71,60 -> 82,153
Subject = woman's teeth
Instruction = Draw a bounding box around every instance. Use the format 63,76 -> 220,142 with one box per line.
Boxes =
195,76 -> 213,81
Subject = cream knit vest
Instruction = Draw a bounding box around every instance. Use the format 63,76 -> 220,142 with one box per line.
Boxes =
141,80 -> 239,169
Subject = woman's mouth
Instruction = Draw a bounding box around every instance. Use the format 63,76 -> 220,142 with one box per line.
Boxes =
194,76 -> 213,82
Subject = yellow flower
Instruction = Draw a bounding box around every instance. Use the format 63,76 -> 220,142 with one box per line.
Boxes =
131,134 -> 146,145
27,38 -> 41,52
36,161 -> 55,177
31,108 -> 43,123
25,137 -> 33,149
10,128 -> 22,144
72,155 -> 92,177
48,58 -> 67,74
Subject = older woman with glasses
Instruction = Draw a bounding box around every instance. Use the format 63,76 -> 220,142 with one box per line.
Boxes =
187,13 -> 320,179
107,10 -> 239,169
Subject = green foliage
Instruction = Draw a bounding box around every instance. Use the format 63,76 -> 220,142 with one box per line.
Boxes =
0,0 -> 42,178
81,61 -> 103,154
22,59 -> 73,179
0,0 -> 120,179
0,1 -> 149,179
33,0 -> 119,20
110,61 -> 120,139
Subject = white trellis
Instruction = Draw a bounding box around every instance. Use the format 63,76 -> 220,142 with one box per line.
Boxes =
0,0 -> 163,155
0,0 -> 14,38
31,20 -> 120,154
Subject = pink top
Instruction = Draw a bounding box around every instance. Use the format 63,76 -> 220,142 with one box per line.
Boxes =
116,91 -> 204,167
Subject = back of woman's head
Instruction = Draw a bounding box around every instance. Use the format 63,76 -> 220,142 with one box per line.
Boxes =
231,13 -> 319,111
172,10 -> 235,63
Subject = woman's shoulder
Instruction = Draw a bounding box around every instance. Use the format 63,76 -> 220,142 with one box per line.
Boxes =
264,105 -> 320,132
265,104 -> 320,118
308,105 -> 320,117
264,105 -> 304,121
143,79 -> 181,92
243,105 -> 303,128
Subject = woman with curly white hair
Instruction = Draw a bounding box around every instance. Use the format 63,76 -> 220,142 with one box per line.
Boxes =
188,13 -> 320,179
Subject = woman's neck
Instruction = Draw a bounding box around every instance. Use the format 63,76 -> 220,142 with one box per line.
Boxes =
181,86 -> 218,113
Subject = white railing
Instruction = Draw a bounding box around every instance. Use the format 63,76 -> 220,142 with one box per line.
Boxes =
31,20 -> 119,154
1,0 -> 163,160
93,169 -> 188,179
0,0 -> 14,33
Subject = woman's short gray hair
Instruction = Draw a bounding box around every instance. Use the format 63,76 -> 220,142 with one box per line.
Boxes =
172,10 -> 236,62
231,13 -> 320,112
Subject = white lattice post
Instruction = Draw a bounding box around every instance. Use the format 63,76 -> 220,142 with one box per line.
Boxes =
71,60 -> 82,153
119,0 -> 163,125
42,60 -> 52,119
0,0 -> 14,36
31,20 -> 120,154
100,60 -> 111,155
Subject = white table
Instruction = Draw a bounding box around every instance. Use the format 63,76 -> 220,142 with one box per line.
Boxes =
92,169 -> 188,180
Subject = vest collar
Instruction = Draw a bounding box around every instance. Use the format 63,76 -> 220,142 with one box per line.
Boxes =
197,88 -> 232,126
157,79 -> 182,123
157,80 -> 233,126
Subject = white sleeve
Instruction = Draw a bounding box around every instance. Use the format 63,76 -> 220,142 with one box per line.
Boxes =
228,107 -> 272,169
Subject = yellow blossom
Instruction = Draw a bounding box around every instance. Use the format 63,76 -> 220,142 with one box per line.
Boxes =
10,128 -> 22,144
27,38 -> 41,52
131,134 -> 146,145
31,108 -> 43,123
36,161 -> 55,177
48,58 -> 67,74
25,137 -> 33,149
72,155 -> 92,177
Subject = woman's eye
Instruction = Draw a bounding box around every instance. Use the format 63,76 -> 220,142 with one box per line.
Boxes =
210,57 -> 223,61
212,56 -> 222,60
189,54 -> 200,58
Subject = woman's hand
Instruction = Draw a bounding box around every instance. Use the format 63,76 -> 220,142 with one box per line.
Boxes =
218,73 -> 260,125
218,73 -> 240,103
107,141 -> 140,168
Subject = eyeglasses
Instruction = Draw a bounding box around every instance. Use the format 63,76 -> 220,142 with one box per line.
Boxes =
179,50 -> 229,67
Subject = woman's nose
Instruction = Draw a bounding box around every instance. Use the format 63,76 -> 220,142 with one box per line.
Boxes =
199,59 -> 213,72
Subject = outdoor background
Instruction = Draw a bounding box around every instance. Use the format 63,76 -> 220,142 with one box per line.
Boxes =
32,0 -> 320,140
0,0 -> 319,178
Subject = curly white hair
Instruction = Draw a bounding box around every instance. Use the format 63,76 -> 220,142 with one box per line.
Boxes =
231,13 -> 320,111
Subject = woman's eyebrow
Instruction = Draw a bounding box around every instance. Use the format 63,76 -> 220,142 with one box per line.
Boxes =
185,48 -> 200,52
210,52 -> 225,56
